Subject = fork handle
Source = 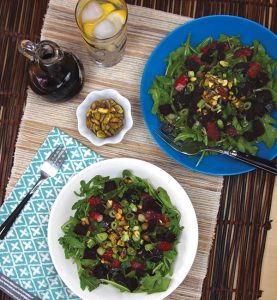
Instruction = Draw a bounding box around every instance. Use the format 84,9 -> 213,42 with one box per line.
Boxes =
0,177 -> 44,240
227,150 -> 277,175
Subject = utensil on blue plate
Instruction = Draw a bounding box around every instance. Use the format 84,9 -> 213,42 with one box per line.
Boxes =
0,146 -> 67,240
156,125 -> 277,175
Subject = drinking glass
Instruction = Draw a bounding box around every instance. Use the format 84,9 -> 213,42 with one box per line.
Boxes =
75,0 -> 128,67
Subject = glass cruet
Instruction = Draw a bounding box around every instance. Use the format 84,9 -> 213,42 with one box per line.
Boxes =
19,40 -> 85,101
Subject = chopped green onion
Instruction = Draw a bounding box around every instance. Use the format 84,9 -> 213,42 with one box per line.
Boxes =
87,239 -> 95,248
138,214 -> 145,222
211,104 -> 221,112
119,256 -> 128,262
217,119 -> 224,128
109,210 -> 116,218
188,70 -> 195,77
121,232 -> 130,242
186,82 -> 195,92
197,99 -> 206,108
126,212 -> 135,220
145,244 -> 154,251
97,247 -> 105,256
121,199 -> 129,207
243,102 -> 252,110
129,203 -> 137,212
111,221 -> 117,229
127,247 -> 136,255
96,232 -> 108,242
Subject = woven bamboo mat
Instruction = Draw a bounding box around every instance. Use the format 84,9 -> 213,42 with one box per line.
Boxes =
2,1 -> 224,299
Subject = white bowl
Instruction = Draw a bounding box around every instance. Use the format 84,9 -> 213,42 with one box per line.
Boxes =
76,89 -> 133,146
48,158 -> 198,300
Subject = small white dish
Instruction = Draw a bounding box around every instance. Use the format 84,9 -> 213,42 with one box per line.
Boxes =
76,89 -> 133,146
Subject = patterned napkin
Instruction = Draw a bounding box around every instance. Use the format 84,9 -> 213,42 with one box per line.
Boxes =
0,127 -> 103,300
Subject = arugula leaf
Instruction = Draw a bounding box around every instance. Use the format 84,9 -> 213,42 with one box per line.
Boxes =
101,279 -> 130,292
61,216 -> 78,233
79,268 -> 100,291
59,235 -> 85,259
136,272 -> 171,293
258,119 -> 277,148
156,187 -> 174,209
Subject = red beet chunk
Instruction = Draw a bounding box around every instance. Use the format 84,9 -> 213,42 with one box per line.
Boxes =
157,241 -> 172,251
233,47 -> 253,58
74,223 -> 89,236
88,196 -> 102,207
83,246 -> 98,259
103,180 -> 117,193
206,121 -> 220,141
159,104 -> 173,116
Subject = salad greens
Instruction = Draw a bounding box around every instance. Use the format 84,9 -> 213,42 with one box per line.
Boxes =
59,170 -> 183,294
149,34 -> 277,160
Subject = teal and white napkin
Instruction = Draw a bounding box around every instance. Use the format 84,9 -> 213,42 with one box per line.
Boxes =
0,127 -> 103,300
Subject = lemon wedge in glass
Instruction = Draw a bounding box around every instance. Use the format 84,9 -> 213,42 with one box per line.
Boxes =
106,9 -> 127,32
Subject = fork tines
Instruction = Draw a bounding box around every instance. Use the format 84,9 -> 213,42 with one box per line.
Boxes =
156,127 -> 181,152
47,146 -> 67,167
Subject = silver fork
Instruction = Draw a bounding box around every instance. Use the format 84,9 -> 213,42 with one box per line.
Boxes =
0,146 -> 67,239
157,126 -> 277,175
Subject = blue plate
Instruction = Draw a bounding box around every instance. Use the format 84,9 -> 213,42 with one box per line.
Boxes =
140,15 -> 277,176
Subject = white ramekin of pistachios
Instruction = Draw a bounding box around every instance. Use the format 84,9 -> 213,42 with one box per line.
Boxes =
76,89 -> 133,146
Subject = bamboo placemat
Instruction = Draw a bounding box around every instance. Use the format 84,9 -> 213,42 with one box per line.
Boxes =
3,1 -> 224,299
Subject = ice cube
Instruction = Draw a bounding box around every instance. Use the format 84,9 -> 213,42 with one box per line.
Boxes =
93,19 -> 116,39
106,10 -> 126,32
82,1 -> 103,23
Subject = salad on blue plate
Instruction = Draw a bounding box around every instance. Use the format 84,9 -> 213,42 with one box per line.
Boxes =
149,34 -> 277,165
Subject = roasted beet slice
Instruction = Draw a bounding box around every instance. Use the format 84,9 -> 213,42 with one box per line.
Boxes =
217,51 -> 225,61
123,188 -> 140,204
243,131 -> 256,142
252,119 -> 265,137
201,48 -> 215,64
101,215 -> 113,228
136,269 -> 147,278
225,126 -> 237,137
159,104 -> 173,116
93,265 -> 109,279
113,272 -> 127,286
233,62 -> 249,73
187,113 -> 195,128
245,103 -> 266,120
142,197 -> 161,213
126,277 -> 139,291
94,203 -> 105,214
83,246 -> 98,259
142,248 -> 163,262
243,120 -> 265,141
74,223 -> 89,236
265,101 -> 275,113
233,47 -> 253,58
255,90 -> 273,104
206,121 -> 220,141
163,231 -> 177,243
185,55 -> 201,72
173,92 -> 190,111
251,71 -> 269,88
216,42 -> 229,52
147,219 -> 158,232
236,83 -> 254,98
103,180 -> 117,193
